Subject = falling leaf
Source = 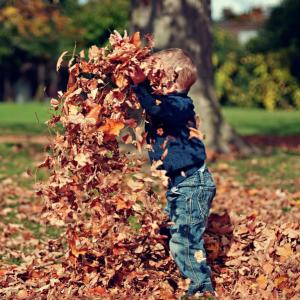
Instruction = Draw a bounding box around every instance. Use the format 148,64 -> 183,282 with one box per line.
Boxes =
86,104 -> 102,123
56,51 -> 68,71
50,98 -> 59,109
99,119 -> 125,136
130,31 -> 141,48
115,73 -> 129,88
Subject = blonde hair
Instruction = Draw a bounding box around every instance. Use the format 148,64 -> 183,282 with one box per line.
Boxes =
151,48 -> 198,92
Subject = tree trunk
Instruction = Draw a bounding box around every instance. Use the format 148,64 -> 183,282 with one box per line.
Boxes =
3,77 -> 13,102
130,0 -> 253,153
34,62 -> 46,101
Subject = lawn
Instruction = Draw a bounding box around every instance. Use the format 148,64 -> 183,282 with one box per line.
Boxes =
0,102 -> 300,136
222,107 -> 300,136
0,102 -> 50,135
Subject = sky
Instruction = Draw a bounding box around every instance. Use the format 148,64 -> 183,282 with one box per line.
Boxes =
212,0 -> 282,20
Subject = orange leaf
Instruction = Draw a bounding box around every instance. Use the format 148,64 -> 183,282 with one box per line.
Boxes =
262,262 -> 274,274
130,32 -> 141,48
256,274 -> 268,289
114,196 -> 132,211
68,235 -> 88,258
88,286 -> 107,296
86,104 -> 102,122
115,73 -> 129,88
274,275 -> 288,288
99,119 -> 125,137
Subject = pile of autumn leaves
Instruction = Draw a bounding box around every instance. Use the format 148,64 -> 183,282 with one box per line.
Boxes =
38,31 -> 185,299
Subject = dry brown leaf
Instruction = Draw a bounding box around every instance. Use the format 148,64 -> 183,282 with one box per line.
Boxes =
56,50 -> 68,71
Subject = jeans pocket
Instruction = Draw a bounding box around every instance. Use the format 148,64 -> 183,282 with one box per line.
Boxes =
189,186 -> 216,225
199,168 -> 216,188
166,187 -> 189,224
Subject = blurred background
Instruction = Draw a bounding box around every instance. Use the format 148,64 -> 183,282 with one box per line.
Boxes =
0,0 -> 299,138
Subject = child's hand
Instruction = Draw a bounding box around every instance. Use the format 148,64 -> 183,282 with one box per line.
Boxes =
129,65 -> 146,85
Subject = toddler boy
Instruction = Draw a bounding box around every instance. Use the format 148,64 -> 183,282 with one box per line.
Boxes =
130,48 -> 217,298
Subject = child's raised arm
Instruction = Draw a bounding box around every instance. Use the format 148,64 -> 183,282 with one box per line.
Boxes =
132,82 -> 195,124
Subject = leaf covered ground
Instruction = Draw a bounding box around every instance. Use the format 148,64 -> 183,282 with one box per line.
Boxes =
0,32 -> 299,299
0,143 -> 299,299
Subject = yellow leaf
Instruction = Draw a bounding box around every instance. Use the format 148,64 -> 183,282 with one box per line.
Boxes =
276,243 -> 293,260
256,274 -> 268,289
115,73 -> 129,88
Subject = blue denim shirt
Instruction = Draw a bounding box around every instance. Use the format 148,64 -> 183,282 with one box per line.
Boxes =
132,82 -> 206,186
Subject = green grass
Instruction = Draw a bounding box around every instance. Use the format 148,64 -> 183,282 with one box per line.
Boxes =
0,143 -> 63,266
211,148 -> 300,192
222,107 -> 300,136
0,143 -> 47,187
0,103 -> 300,136
0,102 -> 50,135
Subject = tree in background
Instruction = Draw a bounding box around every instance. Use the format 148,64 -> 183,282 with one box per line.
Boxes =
248,0 -> 300,81
0,0 -> 129,101
130,0 -> 251,153
213,28 -> 300,110
0,0 -> 75,101
213,0 -> 300,111
70,0 -> 129,47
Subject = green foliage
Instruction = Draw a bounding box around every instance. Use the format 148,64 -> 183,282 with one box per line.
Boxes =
213,28 -> 300,110
72,0 -> 130,48
247,0 -> 300,80
0,1 -> 75,63
0,0 -> 129,65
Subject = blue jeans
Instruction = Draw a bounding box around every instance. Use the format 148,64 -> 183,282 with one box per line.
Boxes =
165,164 -> 216,295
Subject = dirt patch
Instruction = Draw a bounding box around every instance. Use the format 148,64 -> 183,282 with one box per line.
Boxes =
243,135 -> 300,151
0,135 -> 51,144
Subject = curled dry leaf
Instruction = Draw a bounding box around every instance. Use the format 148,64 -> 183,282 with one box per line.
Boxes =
56,50 -> 68,72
